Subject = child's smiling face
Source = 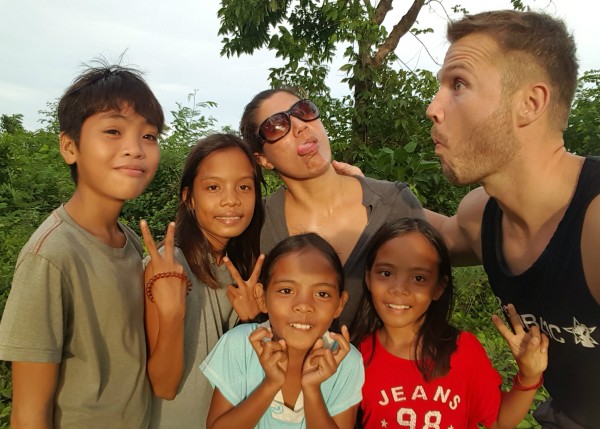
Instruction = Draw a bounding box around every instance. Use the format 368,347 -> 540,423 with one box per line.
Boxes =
366,232 -> 445,334
61,103 -> 160,202
187,146 -> 256,250
256,247 -> 348,352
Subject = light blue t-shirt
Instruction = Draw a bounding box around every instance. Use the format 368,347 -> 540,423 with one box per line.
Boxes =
200,322 -> 364,428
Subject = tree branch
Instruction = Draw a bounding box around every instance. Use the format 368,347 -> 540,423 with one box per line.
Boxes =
373,0 -> 393,25
372,0 -> 426,67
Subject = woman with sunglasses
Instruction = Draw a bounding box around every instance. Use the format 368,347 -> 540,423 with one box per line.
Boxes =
240,89 -> 425,327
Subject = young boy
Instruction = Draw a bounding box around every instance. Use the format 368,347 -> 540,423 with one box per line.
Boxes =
0,63 -> 164,428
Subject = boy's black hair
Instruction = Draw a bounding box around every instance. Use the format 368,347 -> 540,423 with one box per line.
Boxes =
58,59 -> 165,182
351,218 -> 459,382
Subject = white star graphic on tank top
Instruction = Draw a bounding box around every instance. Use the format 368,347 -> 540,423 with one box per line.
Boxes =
563,317 -> 598,348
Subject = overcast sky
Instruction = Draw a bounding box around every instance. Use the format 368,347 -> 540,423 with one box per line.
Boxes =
1,0 -> 598,132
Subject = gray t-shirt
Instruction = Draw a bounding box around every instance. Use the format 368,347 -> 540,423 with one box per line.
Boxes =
148,247 -> 237,429
0,205 -> 150,429
261,176 -> 424,327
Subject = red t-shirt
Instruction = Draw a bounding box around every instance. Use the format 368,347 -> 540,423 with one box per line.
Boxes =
359,331 -> 502,429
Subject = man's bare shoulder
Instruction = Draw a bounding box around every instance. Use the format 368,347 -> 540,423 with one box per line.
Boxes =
425,187 -> 489,266
456,187 -> 490,227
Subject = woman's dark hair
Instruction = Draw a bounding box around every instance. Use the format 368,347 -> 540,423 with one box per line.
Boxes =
351,218 -> 459,382
239,88 -> 300,155
176,134 -> 264,289
260,232 -> 345,294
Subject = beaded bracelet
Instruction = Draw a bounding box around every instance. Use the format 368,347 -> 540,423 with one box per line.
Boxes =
145,272 -> 193,303
513,372 -> 544,391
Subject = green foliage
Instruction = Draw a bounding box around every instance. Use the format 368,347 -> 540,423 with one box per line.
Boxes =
510,0 -> 527,11
0,114 -> 24,134
167,90 -> 219,146
0,121 -> 74,426
262,169 -> 284,197
0,129 -> 74,294
452,267 -> 548,428
565,70 -> 600,156
0,362 -> 10,428
218,0 -> 293,57
38,100 -> 60,134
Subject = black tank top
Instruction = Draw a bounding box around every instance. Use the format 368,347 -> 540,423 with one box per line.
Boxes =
481,157 -> 600,428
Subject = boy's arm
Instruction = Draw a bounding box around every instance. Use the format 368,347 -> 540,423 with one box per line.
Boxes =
11,361 -> 59,428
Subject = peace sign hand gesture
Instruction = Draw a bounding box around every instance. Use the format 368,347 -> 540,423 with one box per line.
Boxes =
224,254 -> 265,321
493,303 -> 548,383
140,220 -> 188,316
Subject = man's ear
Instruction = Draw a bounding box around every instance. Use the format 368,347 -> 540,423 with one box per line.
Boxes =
334,291 -> 349,319
254,283 -> 268,313
254,152 -> 274,170
59,132 -> 77,165
433,275 -> 448,301
515,82 -> 550,127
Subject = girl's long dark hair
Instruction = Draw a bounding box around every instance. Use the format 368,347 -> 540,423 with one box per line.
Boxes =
351,218 -> 459,382
176,134 -> 265,288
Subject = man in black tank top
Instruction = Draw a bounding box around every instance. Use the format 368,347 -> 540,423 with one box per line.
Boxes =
424,10 -> 600,429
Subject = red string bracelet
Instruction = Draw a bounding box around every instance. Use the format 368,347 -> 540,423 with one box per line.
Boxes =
513,372 -> 544,391
145,272 -> 192,303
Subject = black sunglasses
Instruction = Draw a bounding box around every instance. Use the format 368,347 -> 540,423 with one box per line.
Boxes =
258,99 -> 320,143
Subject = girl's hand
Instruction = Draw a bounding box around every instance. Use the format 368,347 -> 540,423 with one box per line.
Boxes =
492,303 -> 548,380
225,254 -> 265,321
249,327 -> 288,389
301,325 -> 351,389
140,220 -> 187,315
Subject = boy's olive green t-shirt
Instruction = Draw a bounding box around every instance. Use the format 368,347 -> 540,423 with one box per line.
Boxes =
0,205 -> 150,428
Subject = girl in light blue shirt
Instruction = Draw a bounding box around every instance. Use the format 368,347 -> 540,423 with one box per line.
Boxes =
201,233 -> 364,429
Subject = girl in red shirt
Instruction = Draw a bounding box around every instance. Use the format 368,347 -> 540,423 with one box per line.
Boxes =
352,218 -> 548,429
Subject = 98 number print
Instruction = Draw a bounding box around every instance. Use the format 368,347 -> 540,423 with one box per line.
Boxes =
395,408 -> 442,428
